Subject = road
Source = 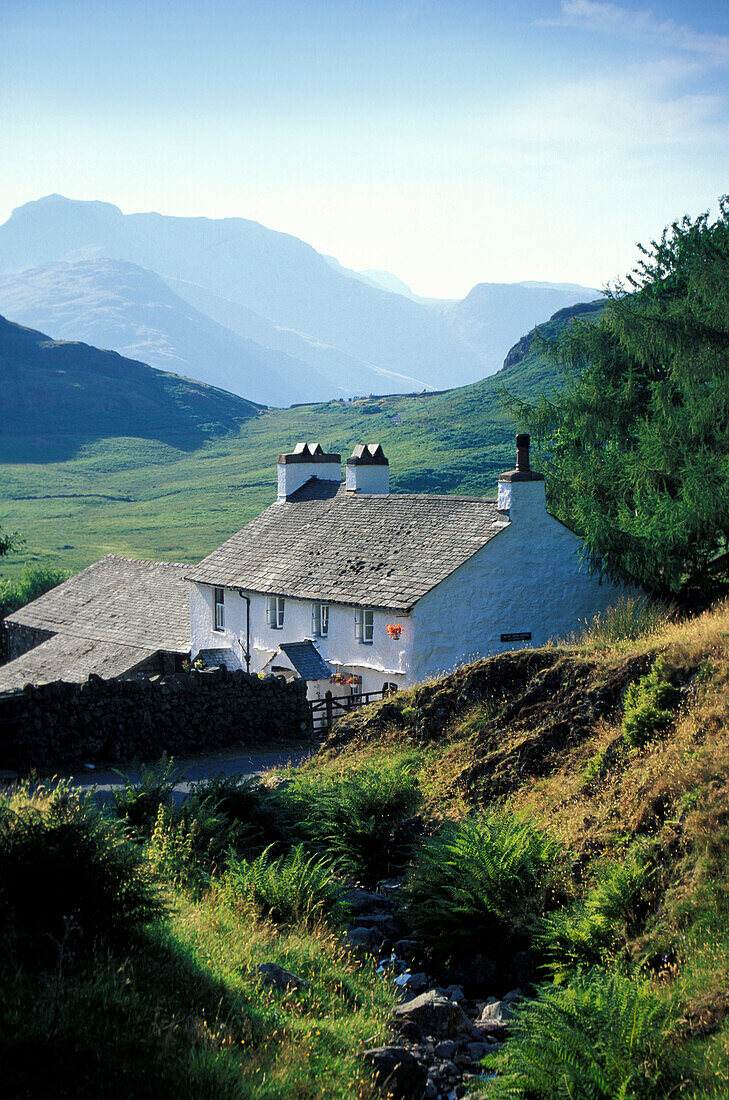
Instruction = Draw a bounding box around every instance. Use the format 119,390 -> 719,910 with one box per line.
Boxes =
2,740 -> 318,803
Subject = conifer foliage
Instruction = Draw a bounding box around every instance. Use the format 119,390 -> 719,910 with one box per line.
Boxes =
508,197 -> 729,600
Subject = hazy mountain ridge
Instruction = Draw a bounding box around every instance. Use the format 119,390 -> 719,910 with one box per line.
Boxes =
432,280 -> 601,374
0,259 -> 341,407
0,195 -> 599,402
0,196 -> 481,391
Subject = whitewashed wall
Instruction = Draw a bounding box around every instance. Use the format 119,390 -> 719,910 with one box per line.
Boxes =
190,583 -> 411,694
408,506 -> 626,682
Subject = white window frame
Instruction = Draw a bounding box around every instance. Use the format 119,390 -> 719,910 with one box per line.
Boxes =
213,587 -> 225,632
312,602 -> 329,637
354,607 -> 374,644
267,595 -> 285,629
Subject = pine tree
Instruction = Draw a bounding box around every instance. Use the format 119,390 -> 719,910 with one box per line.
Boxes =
507,197 -> 729,600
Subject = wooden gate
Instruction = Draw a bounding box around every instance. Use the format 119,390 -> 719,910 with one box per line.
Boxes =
308,687 -> 396,733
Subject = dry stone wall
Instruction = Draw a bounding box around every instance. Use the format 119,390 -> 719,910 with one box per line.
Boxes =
0,667 -> 312,771
4,623 -> 54,663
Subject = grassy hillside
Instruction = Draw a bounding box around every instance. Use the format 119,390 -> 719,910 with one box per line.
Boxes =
0,305 -> 593,581
4,599 -> 729,1097
0,314 -> 261,464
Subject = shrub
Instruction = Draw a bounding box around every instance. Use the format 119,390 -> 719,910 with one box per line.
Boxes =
301,761 -> 421,886
0,565 -> 69,661
186,772 -> 299,856
485,970 -> 683,1099
404,811 -> 564,964
148,787 -> 253,891
0,783 -> 160,954
112,754 -> 178,836
221,843 -> 348,929
623,658 -> 679,748
576,596 -> 674,650
541,847 -> 656,981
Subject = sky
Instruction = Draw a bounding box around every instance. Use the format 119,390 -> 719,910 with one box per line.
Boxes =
2,0 -> 729,297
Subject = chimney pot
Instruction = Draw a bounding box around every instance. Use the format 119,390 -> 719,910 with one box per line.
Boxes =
346,443 -> 389,494
516,433 -> 531,472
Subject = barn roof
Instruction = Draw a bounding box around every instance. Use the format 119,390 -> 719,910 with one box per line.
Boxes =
186,480 -> 509,612
6,554 -> 191,652
0,634 -> 155,692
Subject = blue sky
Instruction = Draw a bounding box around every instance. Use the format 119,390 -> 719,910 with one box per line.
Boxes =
2,0 -> 729,296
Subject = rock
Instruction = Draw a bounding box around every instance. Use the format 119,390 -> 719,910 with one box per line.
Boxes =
423,1080 -> 437,1100
396,972 -> 429,995
477,999 -> 514,1023
393,990 -> 471,1040
342,889 -> 396,914
394,938 -> 419,957
502,987 -> 523,1004
344,926 -> 381,949
433,1040 -> 458,1059
256,963 -> 310,992
361,1046 -> 428,1099
443,985 -> 465,1003
354,912 -> 400,936
465,1041 -> 491,1062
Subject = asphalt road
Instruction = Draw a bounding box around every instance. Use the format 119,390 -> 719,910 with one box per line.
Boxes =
3,740 -> 318,803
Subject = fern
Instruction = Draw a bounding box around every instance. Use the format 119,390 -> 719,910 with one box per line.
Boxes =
404,811 -> 564,964
486,970 -> 682,1099
301,762 -> 421,886
541,847 -> 656,980
622,658 -> 679,748
221,844 -> 348,929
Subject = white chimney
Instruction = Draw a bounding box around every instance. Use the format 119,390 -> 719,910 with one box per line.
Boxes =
277,442 -> 342,501
497,434 -> 546,519
346,443 -> 389,494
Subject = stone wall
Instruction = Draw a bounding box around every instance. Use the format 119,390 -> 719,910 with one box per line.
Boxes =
3,622 -> 54,663
0,667 -> 312,772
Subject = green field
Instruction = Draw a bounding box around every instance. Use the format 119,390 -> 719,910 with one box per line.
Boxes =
0,321 -> 567,581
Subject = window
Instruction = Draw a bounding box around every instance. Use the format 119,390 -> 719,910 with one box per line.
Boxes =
213,587 -> 225,631
266,595 -> 285,628
312,603 -> 329,637
354,607 -> 374,643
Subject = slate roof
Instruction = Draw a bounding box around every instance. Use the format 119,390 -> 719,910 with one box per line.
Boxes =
187,480 -> 509,612
0,635 -> 155,692
279,640 -> 331,681
6,554 -> 191,652
198,647 -> 242,671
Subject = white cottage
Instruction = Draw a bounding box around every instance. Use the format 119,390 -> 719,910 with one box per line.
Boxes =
186,438 -> 625,700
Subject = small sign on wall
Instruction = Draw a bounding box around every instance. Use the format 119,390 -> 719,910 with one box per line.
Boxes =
500,632 -> 532,643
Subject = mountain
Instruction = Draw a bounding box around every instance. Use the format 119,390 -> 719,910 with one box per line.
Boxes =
0,313 -> 260,462
432,280 -> 601,374
0,260 -> 341,407
0,196 -> 599,397
354,269 -> 420,300
162,275 -> 426,395
0,195 -> 483,391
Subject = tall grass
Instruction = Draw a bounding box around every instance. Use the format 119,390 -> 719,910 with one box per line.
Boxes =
112,754 -> 179,836
622,657 -> 680,748
574,595 -> 675,651
540,846 -> 657,981
0,781 -> 159,953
